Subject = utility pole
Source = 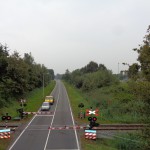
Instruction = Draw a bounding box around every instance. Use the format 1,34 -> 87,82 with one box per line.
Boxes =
43,73 -> 50,98
118,62 -> 120,78
43,73 -> 44,98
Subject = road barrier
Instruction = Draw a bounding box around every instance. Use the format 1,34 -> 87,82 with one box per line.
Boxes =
48,125 -> 87,130
48,124 -> 145,130
0,129 -> 11,139
23,111 -> 54,115
85,130 -> 97,140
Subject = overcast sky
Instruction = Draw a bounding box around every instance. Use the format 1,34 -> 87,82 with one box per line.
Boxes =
0,0 -> 150,74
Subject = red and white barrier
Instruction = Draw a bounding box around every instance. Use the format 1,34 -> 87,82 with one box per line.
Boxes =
85,130 -> 97,140
0,129 -> 11,139
0,134 -> 10,139
23,111 -> 54,115
0,132 -> 10,136
48,125 -> 87,130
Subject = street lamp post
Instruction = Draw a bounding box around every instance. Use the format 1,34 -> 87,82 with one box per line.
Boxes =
43,74 -> 44,98
43,73 -> 50,98
118,62 -> 120,75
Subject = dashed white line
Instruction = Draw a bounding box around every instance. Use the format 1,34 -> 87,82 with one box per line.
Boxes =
9,81 -> 58,150
63,83 -> 80,150
9,114 -> 37,150
44,84 -> 61,150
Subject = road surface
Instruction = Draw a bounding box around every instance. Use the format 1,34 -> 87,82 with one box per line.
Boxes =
8,80 -> 80,150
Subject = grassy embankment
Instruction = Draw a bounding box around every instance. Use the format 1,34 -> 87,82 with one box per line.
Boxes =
64,81 -> 143,150
64,81 -> 118,150
64,81 -> 144,124
0,81 -> 56,150
83,82 -> 144,124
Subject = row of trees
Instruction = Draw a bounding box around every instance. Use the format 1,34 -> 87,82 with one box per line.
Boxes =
127,25 -> 150,149
128,25 -> 150,115
125,26 -> 150,81
0,44 -> 54,108
63,61 -> 119,91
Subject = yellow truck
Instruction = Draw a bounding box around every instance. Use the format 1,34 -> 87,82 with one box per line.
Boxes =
45,96 -> 54,105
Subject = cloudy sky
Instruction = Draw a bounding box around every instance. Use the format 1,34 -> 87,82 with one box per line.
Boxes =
0,0 -> 150,74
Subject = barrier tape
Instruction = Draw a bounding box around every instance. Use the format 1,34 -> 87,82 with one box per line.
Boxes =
48,125 -> 87,130
23,112 -> 54,115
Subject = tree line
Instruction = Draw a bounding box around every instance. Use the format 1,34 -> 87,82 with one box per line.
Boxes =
62,61 -> 119,91
0,44 -> 54,108
128,25 -> 150,149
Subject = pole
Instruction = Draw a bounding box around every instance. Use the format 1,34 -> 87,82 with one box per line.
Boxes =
43,74 -> 44,98
118,62 -> 120,78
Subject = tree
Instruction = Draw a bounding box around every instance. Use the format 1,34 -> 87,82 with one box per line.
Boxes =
131,25 -> 150,149
23,52 -> 34,65
48,69 -> 55,80
0,44 -> 9,80
98,64 -> 107,71
128,63 -> 140,79
133,25 -> 150,81
86,61 -> 98,73
62,69 -> 71,82
6,51 -> 29,98
0,44 -> 53,106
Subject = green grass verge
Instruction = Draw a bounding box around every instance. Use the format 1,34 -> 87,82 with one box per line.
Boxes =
0,81 -> 55,118
63,81 -> 112,124
25,80 -> 55,112
81,138 -> 117,150
64,82 -> 142,150
83,82 -> 144,123
63,81 -> 91,124
0,81 -> 56,150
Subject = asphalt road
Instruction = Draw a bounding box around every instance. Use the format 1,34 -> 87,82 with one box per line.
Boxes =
8,80 -> 80,150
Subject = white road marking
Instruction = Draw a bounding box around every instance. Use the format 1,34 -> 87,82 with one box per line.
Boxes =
8,114 -> 37,150
9,81 -> 58,150
63,83 -> 80,150
44,83 -> 60,150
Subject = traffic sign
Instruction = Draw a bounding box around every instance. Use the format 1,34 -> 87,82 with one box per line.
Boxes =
86,109 -> 99,116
